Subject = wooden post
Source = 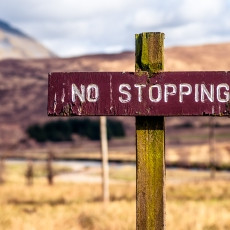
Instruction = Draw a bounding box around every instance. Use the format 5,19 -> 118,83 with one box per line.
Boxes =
47,151 -> 54,185
136,32 -> 165,230
209,117 -> 216,179
0,152 -> 4,184
100,116 -> 110,203
25,159 -> 34,186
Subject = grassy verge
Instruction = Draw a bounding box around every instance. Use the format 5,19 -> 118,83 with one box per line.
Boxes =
1,164 -> 230,230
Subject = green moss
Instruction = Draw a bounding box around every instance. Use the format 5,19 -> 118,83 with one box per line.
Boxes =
136,117 -> 165,229
135,32 -> 164,75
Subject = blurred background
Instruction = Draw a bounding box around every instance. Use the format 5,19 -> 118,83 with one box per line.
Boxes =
1,0 -> 230,229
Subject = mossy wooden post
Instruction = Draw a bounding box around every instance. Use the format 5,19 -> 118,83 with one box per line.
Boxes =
136,32 -> 165,230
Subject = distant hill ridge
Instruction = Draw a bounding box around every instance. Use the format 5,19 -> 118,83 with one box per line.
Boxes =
0,19 -> 28,38
0,19 -> 55,59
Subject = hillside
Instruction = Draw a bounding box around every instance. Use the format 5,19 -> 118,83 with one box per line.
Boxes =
1,43 -> 230,147
0,19 -> 55,60
165,43 -> 230,71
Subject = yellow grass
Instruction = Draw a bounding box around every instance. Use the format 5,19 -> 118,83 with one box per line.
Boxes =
1,165 -> 230,230
0,182 -> 136,230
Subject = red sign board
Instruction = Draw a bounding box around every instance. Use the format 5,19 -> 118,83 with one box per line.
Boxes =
48,71 -> 230,116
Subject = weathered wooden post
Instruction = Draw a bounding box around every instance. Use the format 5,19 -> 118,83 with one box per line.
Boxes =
100,116 -> 110,203
0,152 -> 5,184
209,117 -> 216,179
47,151 -> 54,185
25,159 -> 34,186
135,32 -> 165,230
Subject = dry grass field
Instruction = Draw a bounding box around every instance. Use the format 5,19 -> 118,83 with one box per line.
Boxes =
1,162 -> 230,230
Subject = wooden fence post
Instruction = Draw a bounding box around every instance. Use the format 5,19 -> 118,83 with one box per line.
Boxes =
47,151 -> 54,185
209,117 -> 216,179
0,152 -> 4,184
100,116 -> 110,203
25,159 -> 34,186
136,32 -> 165,230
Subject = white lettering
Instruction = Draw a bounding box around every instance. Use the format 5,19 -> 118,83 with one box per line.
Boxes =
149,84 -> 162,102
72,84 -> 99,103
119,84 -> 131,103
217,83 -> 229,102
179,83 -> 192,103
87,84 -> 99,102
164,84 -> 177,102
195,84 -> 199,102
134,84 -> 146,102
201,84 -> 214,102
72,84 -> 85,103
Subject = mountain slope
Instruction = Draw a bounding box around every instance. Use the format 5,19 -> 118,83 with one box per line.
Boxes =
165,43 -> 230,71
0,19 -> 55,60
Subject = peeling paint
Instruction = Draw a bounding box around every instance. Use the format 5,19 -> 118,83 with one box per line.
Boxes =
224,100 -> 230,116
78,106 -> 83,115
61,88 -> 65,103
109,74 -> 113,112
53,93 -> 57,113
60,103 -> 73,116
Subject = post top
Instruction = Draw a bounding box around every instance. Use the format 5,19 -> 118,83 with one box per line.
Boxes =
135,32 -> 165,36
135,32 -> 165,75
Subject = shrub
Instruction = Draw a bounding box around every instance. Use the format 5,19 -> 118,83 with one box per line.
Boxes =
86,120 -> 100,140
173,122 -> 194,129
107,119 -> 125,137
27,118 -> 125,143
43,120 -> 72,142
26,124 -> 47,143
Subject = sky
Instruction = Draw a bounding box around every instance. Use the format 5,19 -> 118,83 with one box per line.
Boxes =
1,0 -> 230,57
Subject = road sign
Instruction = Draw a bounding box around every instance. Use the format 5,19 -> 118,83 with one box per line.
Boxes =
48,71 -> 230,116
47,32 -> 230,230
